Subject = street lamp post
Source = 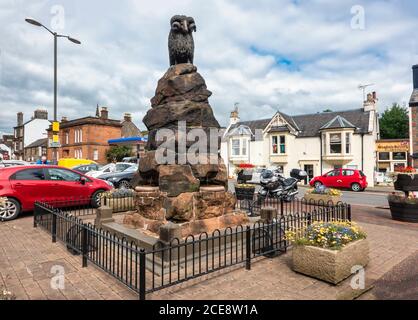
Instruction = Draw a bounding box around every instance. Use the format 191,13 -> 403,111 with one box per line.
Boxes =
25,18 -> 81,164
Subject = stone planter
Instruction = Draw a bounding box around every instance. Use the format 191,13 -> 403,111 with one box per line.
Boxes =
101,197 -> 135,213
292,239 -> 369,284
303,193 -> 341,205
388,200 -> 418,223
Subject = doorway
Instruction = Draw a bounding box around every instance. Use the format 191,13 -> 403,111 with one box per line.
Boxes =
303,164 -> 314,185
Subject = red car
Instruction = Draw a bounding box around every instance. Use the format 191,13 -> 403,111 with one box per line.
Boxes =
309,168 -> 368,192
0,165 -> 113,221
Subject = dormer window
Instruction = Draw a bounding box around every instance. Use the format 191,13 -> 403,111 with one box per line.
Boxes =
272,135 -> 286,155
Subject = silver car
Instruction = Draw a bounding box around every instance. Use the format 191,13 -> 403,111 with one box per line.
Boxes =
0,160 -> 31,168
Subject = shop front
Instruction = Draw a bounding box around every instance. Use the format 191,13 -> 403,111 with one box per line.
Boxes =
376,139 -> 410,172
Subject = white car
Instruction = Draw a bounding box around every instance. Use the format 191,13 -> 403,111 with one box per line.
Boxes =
0,160 -> 31,168
85,162 -> 135,178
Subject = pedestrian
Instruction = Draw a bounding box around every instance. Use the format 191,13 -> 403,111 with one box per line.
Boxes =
36,155 -> 49,165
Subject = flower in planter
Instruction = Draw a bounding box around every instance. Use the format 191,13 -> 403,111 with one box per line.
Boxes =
234,163 -> 255,175
398,166 -> 416,173
306,186 -> 342,196
101,188 -> 135,199
286,221 -> 366,250
388,192 -> 418,205
235,184 -> 255,189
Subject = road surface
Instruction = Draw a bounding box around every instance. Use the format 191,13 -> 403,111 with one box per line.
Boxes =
228,181 -> 389,208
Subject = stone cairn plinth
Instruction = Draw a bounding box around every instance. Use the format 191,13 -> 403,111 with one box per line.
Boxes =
124,64 -> 248,239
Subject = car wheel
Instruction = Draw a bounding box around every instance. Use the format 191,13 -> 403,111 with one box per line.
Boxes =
91,190 -> 105,208
314,181 -> 322,188
351,183 -> 361,192
0,198 -> 21,221
119,180 -> 131,189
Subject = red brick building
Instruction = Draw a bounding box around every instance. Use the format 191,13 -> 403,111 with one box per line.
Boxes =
47,107 -> 123,164
409,65 -> 418,168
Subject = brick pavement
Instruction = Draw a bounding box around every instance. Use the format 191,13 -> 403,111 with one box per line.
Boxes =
0,217 -> 137,300
1,206 -> 417,300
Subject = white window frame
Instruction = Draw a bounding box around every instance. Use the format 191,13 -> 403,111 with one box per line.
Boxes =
271,136 -> 279,155
345,132 -> 351,154
93,149 -> 99,161
231,139 -> 240,156
329,133 -> 342,154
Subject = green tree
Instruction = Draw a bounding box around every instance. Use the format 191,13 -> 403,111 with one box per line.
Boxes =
379,103 -> 409,139
105,146 -> 133,162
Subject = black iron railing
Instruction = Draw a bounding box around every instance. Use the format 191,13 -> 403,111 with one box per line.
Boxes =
34,197 -> 351,300
236,195 -> 349,217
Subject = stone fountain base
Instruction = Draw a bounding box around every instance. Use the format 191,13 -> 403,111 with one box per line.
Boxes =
122,185 -> 249,239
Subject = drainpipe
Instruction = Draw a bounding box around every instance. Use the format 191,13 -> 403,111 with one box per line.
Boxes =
361,133 -> 364,171
319,134 -> 323,175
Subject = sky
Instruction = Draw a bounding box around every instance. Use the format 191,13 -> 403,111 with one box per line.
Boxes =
0,0 -> 417,134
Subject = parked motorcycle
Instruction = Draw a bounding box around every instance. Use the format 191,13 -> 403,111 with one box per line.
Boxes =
258,169 -> 307,202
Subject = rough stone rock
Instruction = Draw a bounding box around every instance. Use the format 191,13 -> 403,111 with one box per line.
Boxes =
146,126 -> 221,153
182,212 -> 250,237
123,212 -> 165,234
150,64 -> 212,107
159,165 -> 200,197
194,191 -> 236,220
165,192 -> 195,222
190,154 -> 224,182
137,151 -> 160,185
212,163 -> 228,187
134,191 -> 166,221
143,101 -> 220,132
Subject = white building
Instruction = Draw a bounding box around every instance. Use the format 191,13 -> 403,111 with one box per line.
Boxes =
221,93 -> 379,187
13,109 -> 51,160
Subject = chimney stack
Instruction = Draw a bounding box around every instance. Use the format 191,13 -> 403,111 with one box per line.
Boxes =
124,113 -> 132,122
363,92 -> 377,112
34,108 -> 48,120
17,112 -> 23,126
230,105 -> 240,125
100,107 -> 109,120
413,64 -> 418,90
61,116 -> 68,122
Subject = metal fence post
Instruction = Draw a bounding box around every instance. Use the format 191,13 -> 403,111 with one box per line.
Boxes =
245,226 -> 251,270
307,212 -> 312,226
33,203 -> 38,228
139,249 -> 146,300
348,204 -> 352,221
52,212 -> 57,243
280,199 -> 284,216
82,226 -> 88,268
